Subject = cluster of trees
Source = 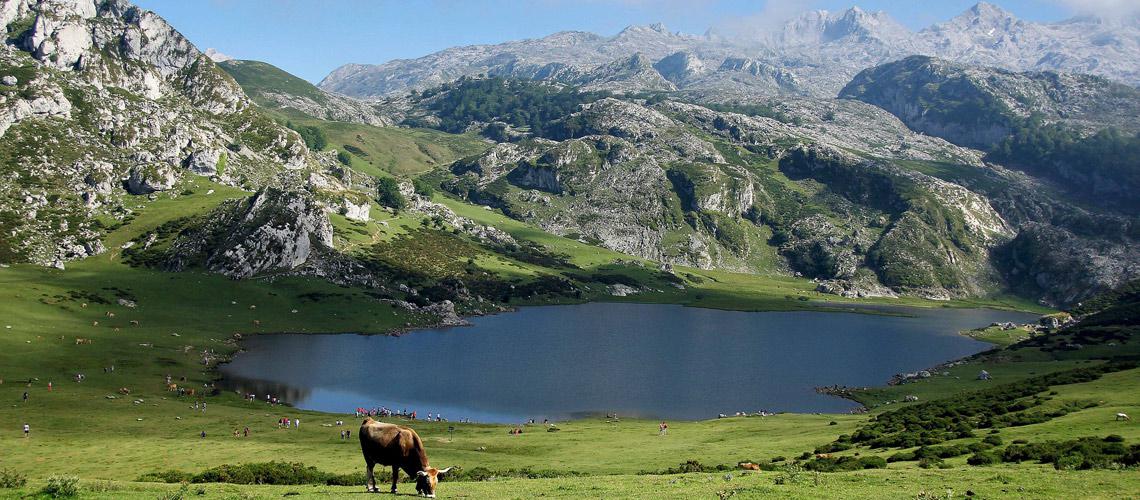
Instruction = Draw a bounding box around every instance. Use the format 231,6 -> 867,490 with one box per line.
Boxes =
285,121 -> 327,151
844,361 -> 1134,450
375,177 -> 407,211
408,77 -> 609,138
704,102 -> 798,125
988,117 -> 1140,211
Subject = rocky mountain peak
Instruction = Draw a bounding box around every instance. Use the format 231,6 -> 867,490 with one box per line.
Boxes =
653,51 -> 706,84
935,1 -> 1023,34
776,7 -> 910,47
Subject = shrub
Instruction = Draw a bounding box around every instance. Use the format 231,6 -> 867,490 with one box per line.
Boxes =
770,456 -> 786,463
967,452 -> 1000,466
375,177 -> 408,211
412,177 -> 436,198
887,451 -> 916,463
336,150 -> 351,165
917,457 -> 945,469
325,472 -> 368,486
859,456 -> 887,469
0,468 -> 27,488
982,435 -> 1003,446
193,462 -> 331,485
803,456 -> 886,472
138,470 -> 193,483
1105,435 -> 1124,443
41,475 -> 79,498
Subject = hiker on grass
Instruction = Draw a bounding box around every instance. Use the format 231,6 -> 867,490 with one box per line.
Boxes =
659,421 -> 668,436
23,423 -> 29,438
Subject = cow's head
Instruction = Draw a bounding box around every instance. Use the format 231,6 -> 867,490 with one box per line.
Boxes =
415,466 -> 452,497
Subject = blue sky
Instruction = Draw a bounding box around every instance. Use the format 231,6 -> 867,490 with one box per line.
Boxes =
133,1 -> 1100,84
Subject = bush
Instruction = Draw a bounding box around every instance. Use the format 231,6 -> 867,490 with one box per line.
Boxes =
804,455 -> 886,472
887,451 -> 916,463
1105,435 -> 1124,443
192,462 -> 331,485
917,457 -> 945,469
1000,436 -> 1138,470
138,470 -> 193,483
982,435 -> 1004,446
412,177 -> 436,198
967,452 -> 1000,466
41,475 -> 79,498
376,177 -> 408,211
325,472 -> 368,486
770,456 -> 786,463
0,468 -> 27,488
336,150 -> 351,165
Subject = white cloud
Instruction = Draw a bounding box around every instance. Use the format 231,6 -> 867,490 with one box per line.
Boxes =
709,0 -> 819,40
1050,0 -> 1140,20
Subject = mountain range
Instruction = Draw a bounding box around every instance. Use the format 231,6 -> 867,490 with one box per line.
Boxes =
319,2 -> 1140,100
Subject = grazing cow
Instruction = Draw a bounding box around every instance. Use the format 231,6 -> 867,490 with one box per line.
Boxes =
359,417 -> 451,496
1117,413 -> 1131,421
739,462 -> 761,471
130,320 -> 139,326
815,453 -> 832,459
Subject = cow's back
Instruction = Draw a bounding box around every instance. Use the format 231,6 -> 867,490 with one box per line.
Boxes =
359,418 -> 424,468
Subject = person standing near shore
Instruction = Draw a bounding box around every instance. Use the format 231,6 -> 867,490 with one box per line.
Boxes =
23,423 -> 29,438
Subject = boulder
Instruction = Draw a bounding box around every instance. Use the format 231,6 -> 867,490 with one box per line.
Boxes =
126,164 -> 178,194
184,149 -> 222,175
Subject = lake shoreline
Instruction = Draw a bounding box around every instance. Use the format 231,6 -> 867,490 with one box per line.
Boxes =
218,302 -> 1037,423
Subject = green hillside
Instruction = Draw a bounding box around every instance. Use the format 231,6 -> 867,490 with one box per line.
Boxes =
218,59 -> 329,105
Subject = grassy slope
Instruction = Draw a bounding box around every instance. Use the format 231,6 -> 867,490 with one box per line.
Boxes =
218,60 -> 327,104
219,58 -> 489,177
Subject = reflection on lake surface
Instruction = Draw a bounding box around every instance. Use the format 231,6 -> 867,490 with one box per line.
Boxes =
219,302 -> 1038,422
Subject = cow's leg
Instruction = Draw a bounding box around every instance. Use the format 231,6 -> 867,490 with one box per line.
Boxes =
391,465 -> 399,493
366,461 -> 376,492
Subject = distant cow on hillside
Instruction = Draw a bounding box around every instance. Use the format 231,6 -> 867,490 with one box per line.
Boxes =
359,417 -> 452,497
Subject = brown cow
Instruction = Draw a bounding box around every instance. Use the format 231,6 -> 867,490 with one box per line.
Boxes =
359,417 -> 452,496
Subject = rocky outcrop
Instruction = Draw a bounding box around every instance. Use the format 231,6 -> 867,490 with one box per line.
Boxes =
165,188 -> 333,278
840,55 -> 1140,147
0,0 -> 315,268
125,164 -> 178,194
1000,223 -> 1140,307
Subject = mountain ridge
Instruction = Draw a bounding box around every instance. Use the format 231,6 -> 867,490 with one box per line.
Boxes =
318,2 -> 1140,100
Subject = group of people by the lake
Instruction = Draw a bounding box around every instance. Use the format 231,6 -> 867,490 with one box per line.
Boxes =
354,406 -> 462,422
277,417 -> 300,428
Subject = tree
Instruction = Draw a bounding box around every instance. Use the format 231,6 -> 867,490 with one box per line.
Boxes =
412,177 -> 436,198
375,177 -> 407,211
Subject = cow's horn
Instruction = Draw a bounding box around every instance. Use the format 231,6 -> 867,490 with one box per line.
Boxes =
439,467 -> 453,474
416,470 -> 428,477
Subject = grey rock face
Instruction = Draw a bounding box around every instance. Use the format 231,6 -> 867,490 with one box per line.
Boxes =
164,188 -> 334,279
125,164 -> 178,194
184,149 -> 221,176
0,0 -> 317,268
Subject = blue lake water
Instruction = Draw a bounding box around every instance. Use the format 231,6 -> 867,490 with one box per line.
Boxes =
219,302 -> 1038,422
